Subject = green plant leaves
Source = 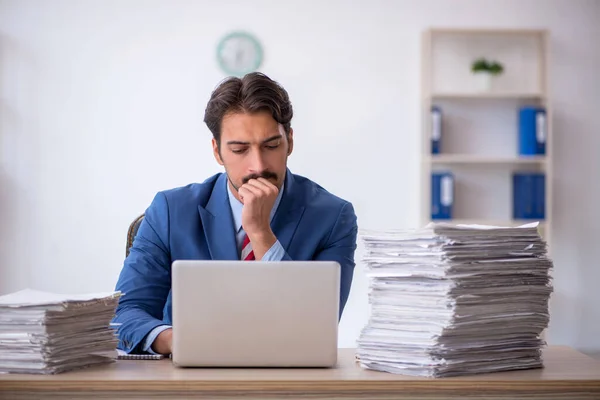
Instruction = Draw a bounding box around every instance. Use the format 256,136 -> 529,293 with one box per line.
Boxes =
471,58 -> 504,75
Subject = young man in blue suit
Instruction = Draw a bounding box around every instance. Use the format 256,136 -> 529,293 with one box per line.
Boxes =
113,73 -> 358,355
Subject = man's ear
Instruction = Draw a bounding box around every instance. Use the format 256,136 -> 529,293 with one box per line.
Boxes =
287,128 -> 294,156
212,138 -> 224,166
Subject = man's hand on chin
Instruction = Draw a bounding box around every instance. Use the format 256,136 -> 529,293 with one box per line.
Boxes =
239,177 -> 279,260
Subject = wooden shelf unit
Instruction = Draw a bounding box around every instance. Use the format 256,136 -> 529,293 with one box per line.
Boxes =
420,28 -> 552,250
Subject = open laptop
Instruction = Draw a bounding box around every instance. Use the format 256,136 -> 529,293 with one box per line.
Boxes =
171,260 -> 340,368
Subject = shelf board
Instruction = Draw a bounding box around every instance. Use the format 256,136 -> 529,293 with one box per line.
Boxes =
428,155 -> 547,165
430,92 -> 544,100
428,28 -> 547,36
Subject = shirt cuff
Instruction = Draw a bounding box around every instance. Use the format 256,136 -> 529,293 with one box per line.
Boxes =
143,325 -> 172,354
261,239 -> 286,261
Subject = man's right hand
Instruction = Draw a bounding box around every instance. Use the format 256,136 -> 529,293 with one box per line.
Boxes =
151,328 -> 173,355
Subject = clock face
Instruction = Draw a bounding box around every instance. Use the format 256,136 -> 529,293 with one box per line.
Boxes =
216,31 -> 263,77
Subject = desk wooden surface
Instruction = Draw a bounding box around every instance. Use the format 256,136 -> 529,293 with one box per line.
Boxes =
1,346 -> 600,399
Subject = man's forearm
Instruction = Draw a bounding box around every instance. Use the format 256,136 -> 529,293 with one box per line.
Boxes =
247,230 -> 277,260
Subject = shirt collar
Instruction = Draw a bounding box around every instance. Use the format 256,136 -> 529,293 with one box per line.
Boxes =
226,176 -> 285,233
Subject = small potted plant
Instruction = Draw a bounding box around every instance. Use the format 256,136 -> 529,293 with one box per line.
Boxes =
471,57 -> 504,92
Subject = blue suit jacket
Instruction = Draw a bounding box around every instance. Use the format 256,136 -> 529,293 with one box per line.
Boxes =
113,170 -> 358,353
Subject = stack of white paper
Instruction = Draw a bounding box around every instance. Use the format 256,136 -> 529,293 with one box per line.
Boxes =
356,222 -> 553,377
0,289 -> 122,374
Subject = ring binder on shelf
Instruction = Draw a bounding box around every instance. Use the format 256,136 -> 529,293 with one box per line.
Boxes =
432,171 -> 453,220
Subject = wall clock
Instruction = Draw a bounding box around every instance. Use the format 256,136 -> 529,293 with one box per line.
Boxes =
216,31 -> 263,77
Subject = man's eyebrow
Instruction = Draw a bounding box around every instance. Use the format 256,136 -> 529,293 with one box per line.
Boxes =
262,135 -> 282,144
226,140 -> 250,146
226,134 -> 282,146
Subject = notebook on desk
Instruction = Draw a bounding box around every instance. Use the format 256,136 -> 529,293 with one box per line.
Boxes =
116,349 -> 166,360
171,260 -> 340,368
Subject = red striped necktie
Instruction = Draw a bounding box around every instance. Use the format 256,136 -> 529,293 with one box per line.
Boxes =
241,233 -> 255,261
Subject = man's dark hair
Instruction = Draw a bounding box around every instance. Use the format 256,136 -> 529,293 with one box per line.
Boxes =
204,72 -> 293,146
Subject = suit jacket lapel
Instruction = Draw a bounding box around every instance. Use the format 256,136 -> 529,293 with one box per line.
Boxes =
271,170 -> 306,252
197,173 -> 238,260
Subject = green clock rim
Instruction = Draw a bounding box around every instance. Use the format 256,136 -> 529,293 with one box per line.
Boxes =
216,31 -> 263,77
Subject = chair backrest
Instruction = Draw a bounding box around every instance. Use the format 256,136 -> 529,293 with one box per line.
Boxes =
126,214 -> 145,257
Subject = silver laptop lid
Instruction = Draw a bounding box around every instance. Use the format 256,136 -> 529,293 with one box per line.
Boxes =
171,260 -> 340,367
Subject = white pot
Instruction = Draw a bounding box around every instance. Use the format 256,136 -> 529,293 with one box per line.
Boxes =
473,72 -> 493,92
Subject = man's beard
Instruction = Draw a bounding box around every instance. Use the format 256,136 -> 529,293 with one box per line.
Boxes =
242,171 -> 278,185
229,170 -> 279,192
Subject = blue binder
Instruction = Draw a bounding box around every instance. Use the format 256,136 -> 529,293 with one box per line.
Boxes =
431,106 -> 442,154
518,107 -> 546,155
432,172 -> 453,219
533,174 -> 545,219
513,172 -> 545,220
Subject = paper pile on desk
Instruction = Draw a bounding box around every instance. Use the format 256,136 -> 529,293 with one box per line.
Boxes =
356,222 -> 553,377
0,289 -> 121,374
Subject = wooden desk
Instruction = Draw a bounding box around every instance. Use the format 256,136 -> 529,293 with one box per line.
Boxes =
1,346 -> 600,399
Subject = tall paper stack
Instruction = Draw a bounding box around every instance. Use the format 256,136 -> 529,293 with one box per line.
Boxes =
356,222 -> 553,377
0,289 -> 122,374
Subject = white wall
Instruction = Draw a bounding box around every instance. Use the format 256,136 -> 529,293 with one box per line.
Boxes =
1,0 -> 599,350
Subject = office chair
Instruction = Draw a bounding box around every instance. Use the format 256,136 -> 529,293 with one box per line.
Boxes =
126,214 -> 145,257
